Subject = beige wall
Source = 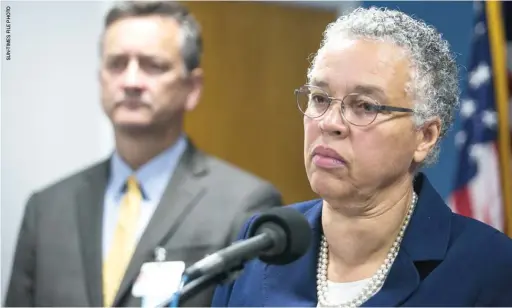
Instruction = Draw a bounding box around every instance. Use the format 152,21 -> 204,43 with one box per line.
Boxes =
182,2 -> 336,204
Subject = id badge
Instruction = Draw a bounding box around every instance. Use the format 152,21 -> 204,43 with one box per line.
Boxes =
132,261 -> 186,307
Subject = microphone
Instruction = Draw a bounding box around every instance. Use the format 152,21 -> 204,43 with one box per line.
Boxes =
182,206 -> 312,282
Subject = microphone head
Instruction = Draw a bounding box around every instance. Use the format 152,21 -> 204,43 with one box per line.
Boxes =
247,206 -> 312,265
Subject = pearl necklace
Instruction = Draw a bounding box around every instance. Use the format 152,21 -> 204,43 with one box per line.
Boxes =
316,192 -> 418,308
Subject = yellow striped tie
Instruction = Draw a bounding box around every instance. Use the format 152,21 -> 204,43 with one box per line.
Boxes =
102,175 -> 142,307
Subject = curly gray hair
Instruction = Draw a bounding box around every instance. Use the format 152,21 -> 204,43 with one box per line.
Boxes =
308,7 -> 460,165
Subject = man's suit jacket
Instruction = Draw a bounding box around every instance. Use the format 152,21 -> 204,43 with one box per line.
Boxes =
212,173 -> 512,307
5,141 -> 283,307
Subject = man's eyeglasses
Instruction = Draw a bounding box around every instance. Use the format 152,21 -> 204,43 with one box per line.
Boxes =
294,85 -> 414,127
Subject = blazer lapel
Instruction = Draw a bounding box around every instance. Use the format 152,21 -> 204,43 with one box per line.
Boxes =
364,174 -> 451,307
113,143 -> 208,306
361,250 -> 420,307
75,160 -> 110,307
265,200 -> 322,307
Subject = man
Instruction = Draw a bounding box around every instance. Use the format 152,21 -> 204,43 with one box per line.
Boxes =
5,1 -> 282,307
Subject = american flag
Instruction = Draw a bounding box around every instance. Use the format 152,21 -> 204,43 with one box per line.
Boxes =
448,0 -> 511,232
506,1 -> 512,154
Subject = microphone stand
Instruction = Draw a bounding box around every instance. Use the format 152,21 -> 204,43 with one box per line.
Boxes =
180,269 -> 241,304
159,265 -> 243,307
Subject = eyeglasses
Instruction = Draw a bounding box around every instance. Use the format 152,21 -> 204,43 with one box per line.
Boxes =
294,85 -> 414,127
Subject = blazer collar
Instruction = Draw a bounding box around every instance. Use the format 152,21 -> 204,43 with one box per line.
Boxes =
401,173 -> 452,261
75,160 -> 110,307
365,173 -> 452,306
306,173 -> 451,261
265,173 -> 452,307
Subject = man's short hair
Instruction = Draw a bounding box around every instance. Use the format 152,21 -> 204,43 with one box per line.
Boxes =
103,1 -> 203,73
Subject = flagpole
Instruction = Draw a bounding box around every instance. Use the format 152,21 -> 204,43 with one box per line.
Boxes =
486,0 -> 512,237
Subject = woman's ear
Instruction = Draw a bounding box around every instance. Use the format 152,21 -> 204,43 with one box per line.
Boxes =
413,117 -> 441,164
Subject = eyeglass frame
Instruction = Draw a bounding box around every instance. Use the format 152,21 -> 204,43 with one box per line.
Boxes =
294,84 -> 415,127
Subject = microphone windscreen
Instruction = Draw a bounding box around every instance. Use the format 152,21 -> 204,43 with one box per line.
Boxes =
248,206 -> 312,265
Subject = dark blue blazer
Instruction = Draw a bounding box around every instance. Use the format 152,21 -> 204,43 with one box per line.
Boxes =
212,174 -> 512,306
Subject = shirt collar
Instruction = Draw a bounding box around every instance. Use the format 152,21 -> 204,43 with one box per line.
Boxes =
108,134 -> 188,202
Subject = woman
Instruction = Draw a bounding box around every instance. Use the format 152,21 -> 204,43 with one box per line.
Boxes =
211,6 -> 512,307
